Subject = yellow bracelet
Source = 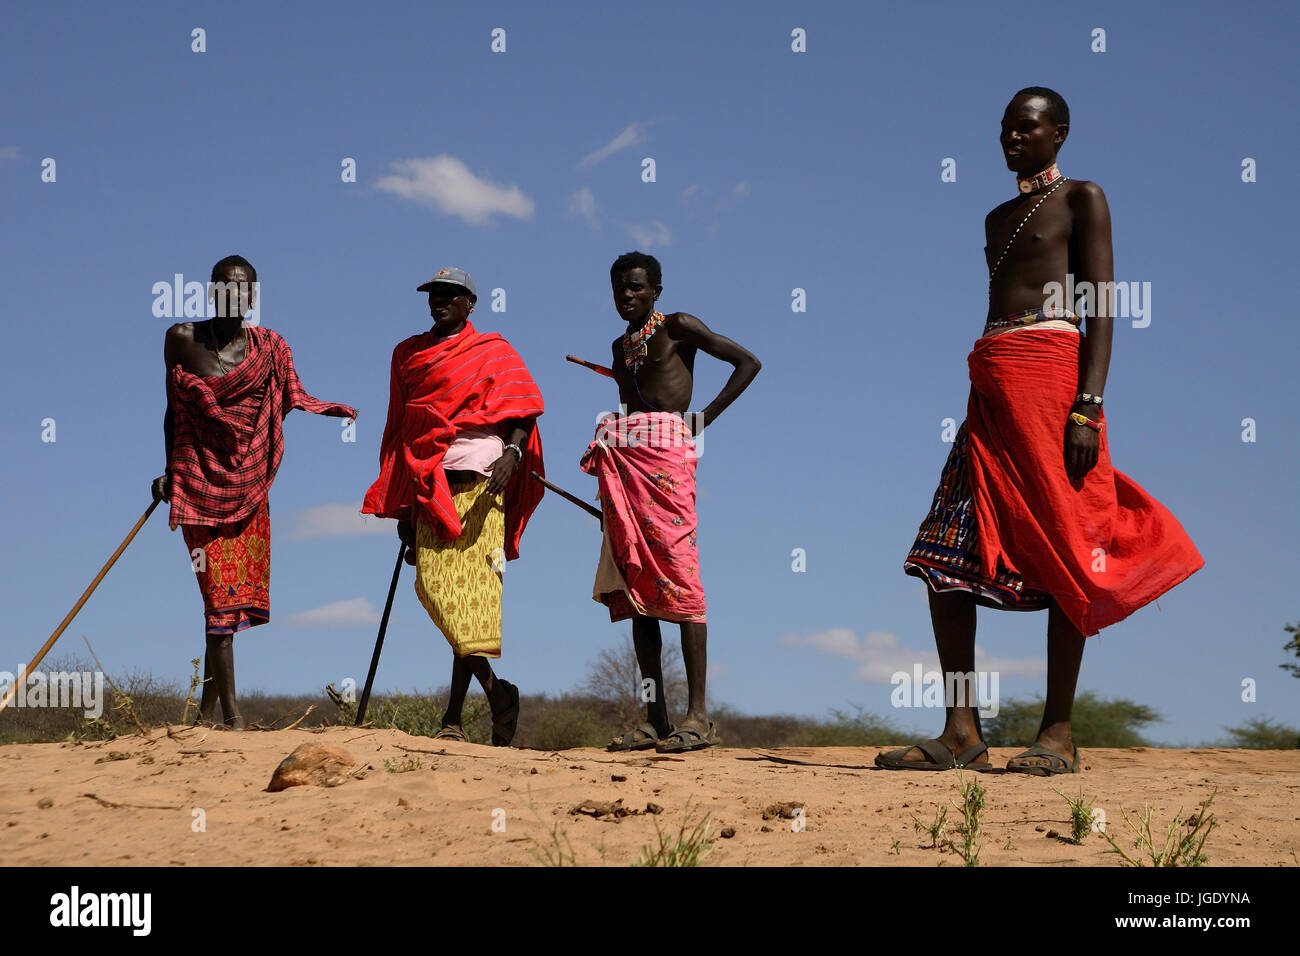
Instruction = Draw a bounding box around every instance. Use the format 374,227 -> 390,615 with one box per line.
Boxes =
1069,412 -> 1102,432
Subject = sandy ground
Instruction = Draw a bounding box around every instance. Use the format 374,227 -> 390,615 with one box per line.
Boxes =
2,726 -> 1296,866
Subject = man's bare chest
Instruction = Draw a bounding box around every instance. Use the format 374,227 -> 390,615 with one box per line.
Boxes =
178,337 -> 247,378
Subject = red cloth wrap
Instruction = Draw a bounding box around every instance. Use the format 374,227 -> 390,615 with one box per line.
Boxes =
362,324 -> 545,560
167,326 -> 357,528
964,331 -> 1203,636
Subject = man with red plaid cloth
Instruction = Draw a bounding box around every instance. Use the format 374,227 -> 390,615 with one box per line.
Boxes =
152,255 -> 356,729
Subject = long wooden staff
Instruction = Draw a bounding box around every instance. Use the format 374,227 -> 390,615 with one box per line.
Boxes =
530,471 -> 602,522
355,542 -> 406,726
0,498 -> 160,717
566,355 -> 614,378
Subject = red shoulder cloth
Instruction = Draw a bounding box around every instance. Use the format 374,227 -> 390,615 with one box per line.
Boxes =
362,323 -> 545,560
167,326 -> 357,527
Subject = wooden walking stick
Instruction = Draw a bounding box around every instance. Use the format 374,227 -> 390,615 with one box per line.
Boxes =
0,498 -> 160,717
530,471 -> 603,522
355,541 -> 406,726
566,355 -> 614,378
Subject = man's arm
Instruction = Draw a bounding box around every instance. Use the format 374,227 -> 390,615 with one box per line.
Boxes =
1067,180 -> 1114,481
984,207 -> 999,272
152,325 -> 186,501
668,313 -> 761,433
485,417 -> 536,496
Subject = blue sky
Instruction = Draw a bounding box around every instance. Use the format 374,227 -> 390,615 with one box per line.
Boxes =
2,1 -> 1296,746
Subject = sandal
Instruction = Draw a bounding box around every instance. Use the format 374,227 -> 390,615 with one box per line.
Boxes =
874,738 -> 994,772
1005,743 -> 1079,776
654,722 -> 721,753
607,722 -> 664,752
433,723 -> 468,742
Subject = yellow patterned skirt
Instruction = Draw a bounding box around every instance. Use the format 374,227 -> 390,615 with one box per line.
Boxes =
414,475 -> 506,658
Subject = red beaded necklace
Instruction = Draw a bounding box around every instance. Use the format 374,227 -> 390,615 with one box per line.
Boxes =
622,310 -> 665,373
1017,161 -> 1063,194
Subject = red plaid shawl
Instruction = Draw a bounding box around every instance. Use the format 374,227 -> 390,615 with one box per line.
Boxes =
362,323 -> 545,561
166,326 -> 357,528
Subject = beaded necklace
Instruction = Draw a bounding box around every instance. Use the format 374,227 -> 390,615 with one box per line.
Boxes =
622,310 -> 665,374
1017,161 -> 1062,194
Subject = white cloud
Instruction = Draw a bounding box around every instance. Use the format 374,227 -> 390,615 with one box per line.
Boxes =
0,146 -> 19,161
284,597 -> 381,628
569,187 -> 600,231
375,155 -> 534,225
627,220 -> 672,248
579,122 -> 647,168
780,628 -> 1044,684
289,503 -> 395,540
714,181 -> 752,210
682,184 -> 700,202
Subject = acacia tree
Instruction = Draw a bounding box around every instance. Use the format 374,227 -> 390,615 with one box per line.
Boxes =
1282,622 -> 1300,679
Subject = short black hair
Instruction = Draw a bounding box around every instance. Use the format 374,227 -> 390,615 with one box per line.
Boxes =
211,254 -> 257,284
1013,87 -> 1069,126
611,251 -> 661,288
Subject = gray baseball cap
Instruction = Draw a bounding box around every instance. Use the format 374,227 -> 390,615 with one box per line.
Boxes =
417,266 -> 476,298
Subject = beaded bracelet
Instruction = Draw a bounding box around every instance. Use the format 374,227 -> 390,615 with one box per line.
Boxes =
1069,412 -> 1103,432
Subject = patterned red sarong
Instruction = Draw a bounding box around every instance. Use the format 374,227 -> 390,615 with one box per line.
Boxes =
182,498 -> 271,634
580,412 -> 706,623
167,326 -> 357,527
362,323 -> 545,560
908,329 -> 1203,636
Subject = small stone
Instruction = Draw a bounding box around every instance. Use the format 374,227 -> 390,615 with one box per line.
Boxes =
1046,829 -> 1059,839
530,768 -> 538,775
1035,825 -> 1045,832
645,802 -> 664,815
611,774 -> 627,782
760,825 -> 773,833
397,797 -> 410,807
720,827 -> 736,839
37,797 -> 53,809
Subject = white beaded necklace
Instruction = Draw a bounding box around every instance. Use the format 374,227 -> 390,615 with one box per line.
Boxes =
988,177 -> 1070,285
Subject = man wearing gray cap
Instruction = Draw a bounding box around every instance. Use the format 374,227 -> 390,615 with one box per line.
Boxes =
363,267 -> 546,745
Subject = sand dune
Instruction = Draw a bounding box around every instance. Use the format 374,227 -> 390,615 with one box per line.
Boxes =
3,727 -> 1295,866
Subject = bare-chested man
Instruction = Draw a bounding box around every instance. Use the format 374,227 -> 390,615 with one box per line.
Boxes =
153,255 -> 356,728
580,252 -> 760,753
881,88 -> 1203,773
